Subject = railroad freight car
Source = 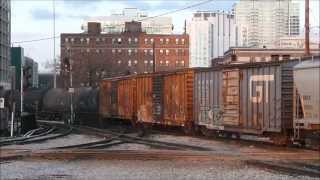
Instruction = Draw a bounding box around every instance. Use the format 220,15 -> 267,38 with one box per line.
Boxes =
193,61 -> 298,143
76,88 -> 99,125
293,57 -> 320,146
99,76 -> 137,124
135,69 -> 194,133
34,87 -> 98,123
193,67 -> 223,135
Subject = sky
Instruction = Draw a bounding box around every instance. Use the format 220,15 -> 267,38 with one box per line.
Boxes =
11,0 -> 320,73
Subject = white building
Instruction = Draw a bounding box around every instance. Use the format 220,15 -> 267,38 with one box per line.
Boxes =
233,0 -> 300,48
82,8 -> 173,34
187,11 -> 237,67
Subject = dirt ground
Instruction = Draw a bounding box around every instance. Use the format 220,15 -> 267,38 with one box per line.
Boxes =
1,158 -> 319,180
1,131 -> 319,180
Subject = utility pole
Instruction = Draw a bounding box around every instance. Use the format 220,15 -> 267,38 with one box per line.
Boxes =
153,41 -> 156,73
53,0 -> 57,88
67,46 -> 74,125
305,0 -> 310,56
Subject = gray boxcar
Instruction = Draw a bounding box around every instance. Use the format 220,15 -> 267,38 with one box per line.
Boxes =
194,62 -> 297,136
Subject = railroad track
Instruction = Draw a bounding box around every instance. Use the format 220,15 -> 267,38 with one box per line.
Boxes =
0,125 -> 73,147
70,126 -> 212,151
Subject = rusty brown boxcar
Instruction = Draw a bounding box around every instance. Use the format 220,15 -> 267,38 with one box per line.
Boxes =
99,79 -> 116,119
194,61 -> 298,138
162,69 -> 194,131
135,69 -> 194,132
136,74 -> 154,124
99,75 -> 136,121
117,76 -> 137,120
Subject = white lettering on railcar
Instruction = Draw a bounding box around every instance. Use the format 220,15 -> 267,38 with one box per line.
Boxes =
249,75 -> 274,103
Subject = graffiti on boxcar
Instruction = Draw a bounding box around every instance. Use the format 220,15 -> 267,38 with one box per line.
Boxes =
249,75 -> 274,103
208,107 -> 224,124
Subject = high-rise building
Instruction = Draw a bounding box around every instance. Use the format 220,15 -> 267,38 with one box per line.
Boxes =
187,11 -> 237,67
81,8 -> 173,34
233,0 -> 300,48
0,0 -> 11,90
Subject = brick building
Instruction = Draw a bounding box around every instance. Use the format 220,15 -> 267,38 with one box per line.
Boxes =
219,47 -> 320,65
60,21 -> 189,88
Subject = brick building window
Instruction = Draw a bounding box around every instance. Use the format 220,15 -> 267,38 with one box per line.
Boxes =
165,49 -> 169,55
86,49 -> 90,53
182,49 -> 185,55
134,49 -> 138,53
134,60 -> 138,64
150,38 -> 154,43
102,37 -> 106,42
118,60 -> 121,64
96,38 -> 100,42
144,60 -> 148,64
176,38 -> 179,44
117,38 -> 122,44
134,38 -> 138,43
166,38 -> 169,44
112,38 -> 115,44
160,38 -> 163,44
128,60 -> 132,67
149,49 -> 153,55
144,49 -> 148,55
128,49 -> 132,56
65,38 -> 69,43
80,38 -> 84,43
160,49 -> 164,54
128,38 -> 132,44
165,60 -> 169,66
150,60 -> 153,64
118,49 -> 122,53
112,49 -> 115,54
160,60 -> 163,65
181,60 -> 185,66
86,38 -> 90,44
182,38 -> 185,44
144,38 -> 148,44
71,38 -> 74,43
175,49 -> 179,55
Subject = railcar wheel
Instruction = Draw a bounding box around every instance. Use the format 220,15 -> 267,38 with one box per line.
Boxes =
136,122 -> 146,137
183,122 -> 195,135
269,133 -> 290,145
200,126 -> 212,137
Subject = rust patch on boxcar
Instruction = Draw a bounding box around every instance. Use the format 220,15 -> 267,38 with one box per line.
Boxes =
223,69 -> 240,126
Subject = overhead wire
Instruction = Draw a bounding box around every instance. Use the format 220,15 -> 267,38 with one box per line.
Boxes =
12,0 -> 214,44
